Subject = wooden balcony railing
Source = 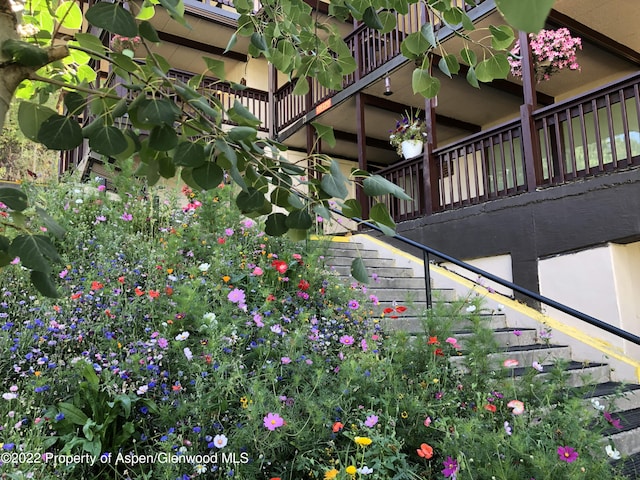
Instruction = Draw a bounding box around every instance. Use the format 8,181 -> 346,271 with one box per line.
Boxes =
274,0 -> 488,132
374,71 -> 640,220
535,73 -> 640,186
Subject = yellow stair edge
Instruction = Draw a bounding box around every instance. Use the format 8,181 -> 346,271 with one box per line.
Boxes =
355,234 -> 640,382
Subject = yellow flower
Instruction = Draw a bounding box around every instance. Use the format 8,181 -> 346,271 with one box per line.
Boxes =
354,436 -> 372,446
324,468 -> 339,480
401,410 -> 409,418
345,465 -> 357,476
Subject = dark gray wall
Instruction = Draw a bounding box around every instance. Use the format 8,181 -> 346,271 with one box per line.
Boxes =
383,168 -> 640,300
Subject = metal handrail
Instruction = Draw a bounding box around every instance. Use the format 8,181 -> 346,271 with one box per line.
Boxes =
335,212 -> 640,346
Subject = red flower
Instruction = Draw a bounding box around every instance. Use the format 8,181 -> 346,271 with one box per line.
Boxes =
271,260 -> 288,274
71,292 -> 82,300
427,336 -> 439,345
134,287 -> 145,296
217,237 -> 225,244
434,348 -> 444,356
91,281 -> 104,290
165,286 -> 174,296
395,305 -> 407,313
332,421 -> 344,433
298,279 -> 310,291
266,294 -> 276,302
383,307 -> 394,314
484,404 -> 496,413
148,289 -> 160,299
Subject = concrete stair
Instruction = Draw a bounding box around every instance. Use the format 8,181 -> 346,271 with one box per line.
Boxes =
321,238 -> 640,478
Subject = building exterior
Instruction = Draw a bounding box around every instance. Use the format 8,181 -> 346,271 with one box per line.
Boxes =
63,0 -> 640,357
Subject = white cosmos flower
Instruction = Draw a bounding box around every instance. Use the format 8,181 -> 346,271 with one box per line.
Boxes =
198,263 -> 210,272
605,445 -> 621,460
175,331 -> 190,341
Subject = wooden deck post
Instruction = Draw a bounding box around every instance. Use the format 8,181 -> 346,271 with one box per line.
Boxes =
423,95 -> 438,215
519,30 -> 544,191
355,92 -> 369,219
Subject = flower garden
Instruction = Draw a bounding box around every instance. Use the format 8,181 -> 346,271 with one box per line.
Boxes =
0,173 -> 630,480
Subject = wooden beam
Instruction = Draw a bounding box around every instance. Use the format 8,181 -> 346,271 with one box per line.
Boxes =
547,9 -> 640,66
331,129 -> 395,151
361,93 -> 482,133
156,31 -> 247,63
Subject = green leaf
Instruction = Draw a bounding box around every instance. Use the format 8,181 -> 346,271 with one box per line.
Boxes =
37,114 -> 83,150
311,122 -> 336,148
443,6 -> 463,26
489,25 -> 515,51
369,203 -> 396,236
203,57 -> 225,80
292,77 -> 309,96
63,92 -> 85,116
341,198 -> 362,219
228,101 -> 261,127
377,11 -> 397,34
31,271 -> 59,298
475,54 -> 511,82
88,126 -> 129,155
74,33 -> 106,58
158,0 -> 188,26
351,257 -> 368,284
250,32 -> 268,52
363,175 -> 412,201
403,31 -> 431,56
236,188 -> 265,212
0,188 -> 28,212
55,1 -> 83,29
85,2 -> 138,37
173,141 -> 206,167
228,126 -> 258,143
149,124 -> 179,151
320,174 -> 348,199
412,68 -> 440,97
495,0 -> 554,33
362,7 -> 383,30
420,23 -> 437,49
285,209 -> 312,230
35,207 -> 66,239
17,102 -> 56,142
460,47 -> 477,66
9,235 -> 60,273
265,212 -> 289,236
58,402 -> 89,426
287,192 -> 304,210
439,54 -> 460,78
1,40 -> 49,67
136,3 -> 156,20
313,204 -> 331,221
192,162 -> 223,190
140,99 -> 180,126
139,20 -> 160,42
158,156 -> 176,178
466,67 -> 479,88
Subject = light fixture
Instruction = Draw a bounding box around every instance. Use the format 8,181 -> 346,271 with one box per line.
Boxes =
383,76 -> 393,96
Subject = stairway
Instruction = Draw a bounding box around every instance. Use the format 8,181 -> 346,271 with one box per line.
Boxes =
322,238 -> 640,479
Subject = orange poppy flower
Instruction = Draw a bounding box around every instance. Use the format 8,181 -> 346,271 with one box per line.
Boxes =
416,443 -> 433,459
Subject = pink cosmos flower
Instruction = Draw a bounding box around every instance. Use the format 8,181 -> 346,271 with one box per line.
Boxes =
557,446 -> 579,463
507,399 -> 525,415
503,359 -> 519,368
364,414 -> 378,427
227,288 -> 246,304
263,412 -> 284,431
339,335 -> 355,346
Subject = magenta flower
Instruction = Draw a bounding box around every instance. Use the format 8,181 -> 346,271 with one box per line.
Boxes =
557,446 -> 579,463
263,412 -> 284,431
120,212 -> 132,221
348,299 -> 359,310
364,414 -> 378,428
604,411 -> 622,429
157,337 -> 168,349
339,335 -> 355,346
442,456 -> 459,477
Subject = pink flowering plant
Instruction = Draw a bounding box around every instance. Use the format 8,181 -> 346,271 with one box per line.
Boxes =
509,28 -> 582,82
110,34 -> 142,54
0,179 -> 630,479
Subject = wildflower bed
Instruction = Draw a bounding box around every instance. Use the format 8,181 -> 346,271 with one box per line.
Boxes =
0,178 -> 628,479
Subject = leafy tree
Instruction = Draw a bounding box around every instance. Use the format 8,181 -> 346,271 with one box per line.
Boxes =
0,0 -> 555,296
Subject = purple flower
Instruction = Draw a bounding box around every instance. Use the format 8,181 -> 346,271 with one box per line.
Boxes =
504,421 -> 512,436
513,329 -> 522,337
225,228 -> 234,236
348,299 -> 359,310
157,337 -> 168,349
120,212 -> 133,221
557,446 -> 579,463
364,414 -> 378,428
604,411 -> 622,429
442,456 -> 459,478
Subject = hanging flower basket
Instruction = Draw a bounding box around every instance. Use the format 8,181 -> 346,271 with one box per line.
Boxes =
509,28 -> 582,83
389,110 -> 427,158
400,139 -> 424,159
